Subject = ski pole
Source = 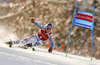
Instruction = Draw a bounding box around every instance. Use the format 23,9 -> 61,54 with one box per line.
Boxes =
20,0 -> 31,18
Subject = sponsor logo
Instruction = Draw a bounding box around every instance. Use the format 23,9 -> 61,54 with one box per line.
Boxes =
40,36 -> 42,39
74,22 -> 91,29
76,13 -> 93,22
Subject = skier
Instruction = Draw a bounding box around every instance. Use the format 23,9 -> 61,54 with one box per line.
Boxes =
5,18 -> 55,53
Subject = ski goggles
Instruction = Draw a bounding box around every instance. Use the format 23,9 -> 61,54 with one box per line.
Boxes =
47,28 -> 51,31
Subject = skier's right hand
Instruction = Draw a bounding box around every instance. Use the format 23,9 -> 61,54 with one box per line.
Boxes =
48,47 -> 53,53
31,18 -> 35,23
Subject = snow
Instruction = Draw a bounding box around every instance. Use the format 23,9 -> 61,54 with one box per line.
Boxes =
0,44 -> 100,65
0,23 -> 18,44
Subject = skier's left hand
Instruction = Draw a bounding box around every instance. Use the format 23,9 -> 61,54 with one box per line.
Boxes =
31,18 -> 35,23
48,47 -> 53,53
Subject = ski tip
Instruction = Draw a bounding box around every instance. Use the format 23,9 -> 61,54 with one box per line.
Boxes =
5,41 -> 12,48
91,57 -> 93,61
9,44 -> 12,47
32,48 -> 35,51
65,53 -> 67,57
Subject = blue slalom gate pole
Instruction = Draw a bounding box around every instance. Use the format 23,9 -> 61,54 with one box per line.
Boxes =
65,1 -> 78,57
93,4 -> 95,15
65,25 -> 73,57
75,1 -> 78,11
91,27 -> 94,61
91,4 -> 95,61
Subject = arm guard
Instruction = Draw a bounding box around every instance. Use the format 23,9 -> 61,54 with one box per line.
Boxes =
49,34 -> 55,48
33,20 -> 44,29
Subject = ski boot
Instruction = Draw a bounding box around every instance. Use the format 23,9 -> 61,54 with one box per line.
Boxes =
24,43 -> 35,51
5,41 -> 12,47
24,43 -> 32,47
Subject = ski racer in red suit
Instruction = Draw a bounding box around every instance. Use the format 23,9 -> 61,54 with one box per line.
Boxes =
5,18 -> 55,53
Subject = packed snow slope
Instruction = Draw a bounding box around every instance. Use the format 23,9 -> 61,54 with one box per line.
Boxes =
0,44 -> 100,65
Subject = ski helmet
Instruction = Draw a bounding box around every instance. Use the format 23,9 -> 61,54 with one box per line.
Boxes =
45,23 -> 52,30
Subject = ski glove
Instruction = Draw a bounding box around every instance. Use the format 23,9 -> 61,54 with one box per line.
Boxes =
31,18 -> 35,23
48,47 -> 53,53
